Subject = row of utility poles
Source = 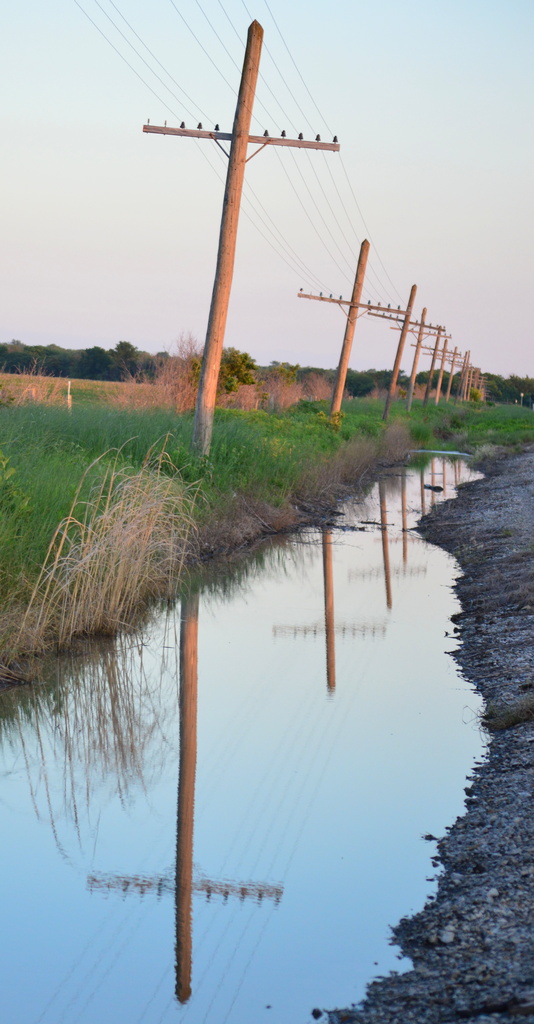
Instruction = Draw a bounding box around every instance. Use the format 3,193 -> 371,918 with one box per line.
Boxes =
143,19 -> 482,456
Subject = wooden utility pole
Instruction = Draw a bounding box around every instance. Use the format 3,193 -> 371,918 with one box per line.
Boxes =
406,308 -> 427,411
455,351 -> 469,403
191,21 -> 262,454
445,346 -> 458,402
423,328 -> 442,406
434,338 -> 449,405
144,22 -> 339,456
382,284 -> 417,421
330,240 -> 370,416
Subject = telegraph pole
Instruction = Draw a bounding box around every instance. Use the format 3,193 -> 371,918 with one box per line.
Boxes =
445,346 -> 458,402
382,284 -> 417,421
455,351 -> 469,403
406,308 -> 427,411
192,21 -> 262,454
144,21 -> 340,456
330,240 -> 370,416
434,338 -> 449,405
423,328 -> 443,406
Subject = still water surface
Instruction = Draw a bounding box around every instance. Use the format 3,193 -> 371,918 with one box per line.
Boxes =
0,460 -> 484,1024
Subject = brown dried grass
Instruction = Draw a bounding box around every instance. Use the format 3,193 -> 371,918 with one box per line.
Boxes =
10,448 -> 197,657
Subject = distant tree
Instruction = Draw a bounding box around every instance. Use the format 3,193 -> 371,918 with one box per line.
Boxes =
112,341 -> 140,379
218,347 -> 257,393
79,346 -> 115,380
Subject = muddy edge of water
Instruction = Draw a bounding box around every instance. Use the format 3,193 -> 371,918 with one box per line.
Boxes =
328,449 -> 534,1024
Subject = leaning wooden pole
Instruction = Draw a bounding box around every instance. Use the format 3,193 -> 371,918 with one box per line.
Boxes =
330,239 -> 370,417
445,346 -> 458,402
455,351 -> 469,404
406,307 -> 427,411
383,283 -> 417,421
423,327 -> 442,406
434,338 -> 449,405
191,21 -> 263,455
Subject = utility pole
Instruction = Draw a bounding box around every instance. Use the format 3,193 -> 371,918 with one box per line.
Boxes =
434,338 -> 449,405
382,285 -> 417,421
144,21 -> 340,456
329,240 -> 370,416
445,346 -> 458,402
192,20 -> 261,454
406,308 -> 427,411
455,351 -> 469,404
423,328 -> 443,406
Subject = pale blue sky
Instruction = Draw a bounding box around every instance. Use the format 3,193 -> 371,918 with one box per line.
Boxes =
3,0 -> 533,375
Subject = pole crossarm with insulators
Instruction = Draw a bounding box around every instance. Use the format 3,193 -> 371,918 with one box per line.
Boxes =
144,20 -> 340,456
143,124 -> 340,154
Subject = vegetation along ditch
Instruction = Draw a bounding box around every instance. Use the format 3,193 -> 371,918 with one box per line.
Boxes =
2,381 -> 534,677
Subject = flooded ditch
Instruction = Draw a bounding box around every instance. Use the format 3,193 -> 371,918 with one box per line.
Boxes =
0,459 -> 485,1024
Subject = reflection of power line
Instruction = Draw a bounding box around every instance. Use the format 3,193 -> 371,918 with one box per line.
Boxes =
348,566 -> 427,581
87,871 -> 282,904
273,622 -> 387,639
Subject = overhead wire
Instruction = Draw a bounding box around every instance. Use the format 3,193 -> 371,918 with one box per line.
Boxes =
76,0 -> 403,327
257,0 -> 406,304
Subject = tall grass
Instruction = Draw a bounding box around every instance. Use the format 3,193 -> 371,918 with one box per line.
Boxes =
4,449 -> 196,659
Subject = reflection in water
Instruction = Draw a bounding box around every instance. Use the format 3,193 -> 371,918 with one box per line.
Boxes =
378,479 -> 393,610
322,531 -> 336,692
0,458 -> 483,1024
176,591 -> 199,1003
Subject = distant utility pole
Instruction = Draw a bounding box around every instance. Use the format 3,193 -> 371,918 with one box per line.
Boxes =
423,328 -> 443,406
381,284 -> 416,421
297,241 -> 370,417
406,308 -> 427,412
445,346 -> 458,402
434,338 -> 449,404
143,20 -> 340,455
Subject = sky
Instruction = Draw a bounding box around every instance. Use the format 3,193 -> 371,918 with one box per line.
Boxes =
3,0 -> 533,376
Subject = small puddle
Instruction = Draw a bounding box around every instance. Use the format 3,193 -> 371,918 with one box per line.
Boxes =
0,458 -> 484,1024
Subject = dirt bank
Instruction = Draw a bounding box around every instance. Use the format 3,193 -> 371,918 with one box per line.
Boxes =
328,449 -> 534,1024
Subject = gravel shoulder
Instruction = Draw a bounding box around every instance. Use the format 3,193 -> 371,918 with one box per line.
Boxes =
328,449 -> 534,1024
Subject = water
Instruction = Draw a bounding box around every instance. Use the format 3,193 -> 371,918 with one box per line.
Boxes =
0,459 -> 484,1024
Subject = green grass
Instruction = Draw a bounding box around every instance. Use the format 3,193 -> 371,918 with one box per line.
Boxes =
1,390 -> 534,650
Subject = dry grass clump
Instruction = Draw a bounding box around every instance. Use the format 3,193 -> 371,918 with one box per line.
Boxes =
296,436 -> 377,502
10,450 -> 197,657
198,494 -> 300,555
483,693 -> 534,731
0,366 -> 68,406
112,334 -> 201,412
379,421 -> 412,462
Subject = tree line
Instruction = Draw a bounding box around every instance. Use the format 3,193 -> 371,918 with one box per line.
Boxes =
2,339 -> 532,404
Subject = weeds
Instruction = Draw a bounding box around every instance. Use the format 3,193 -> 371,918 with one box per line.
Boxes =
483,694 -> 534,731
5,448 -> 197,659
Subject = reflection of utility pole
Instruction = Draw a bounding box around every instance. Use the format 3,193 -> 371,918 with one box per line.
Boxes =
176,591 -> 199,1003
88,593 -> 283,1007
420,467 -> 426,515
401,470 -> 408,565
322,531 -> 336,692
378,480 -> 392,610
